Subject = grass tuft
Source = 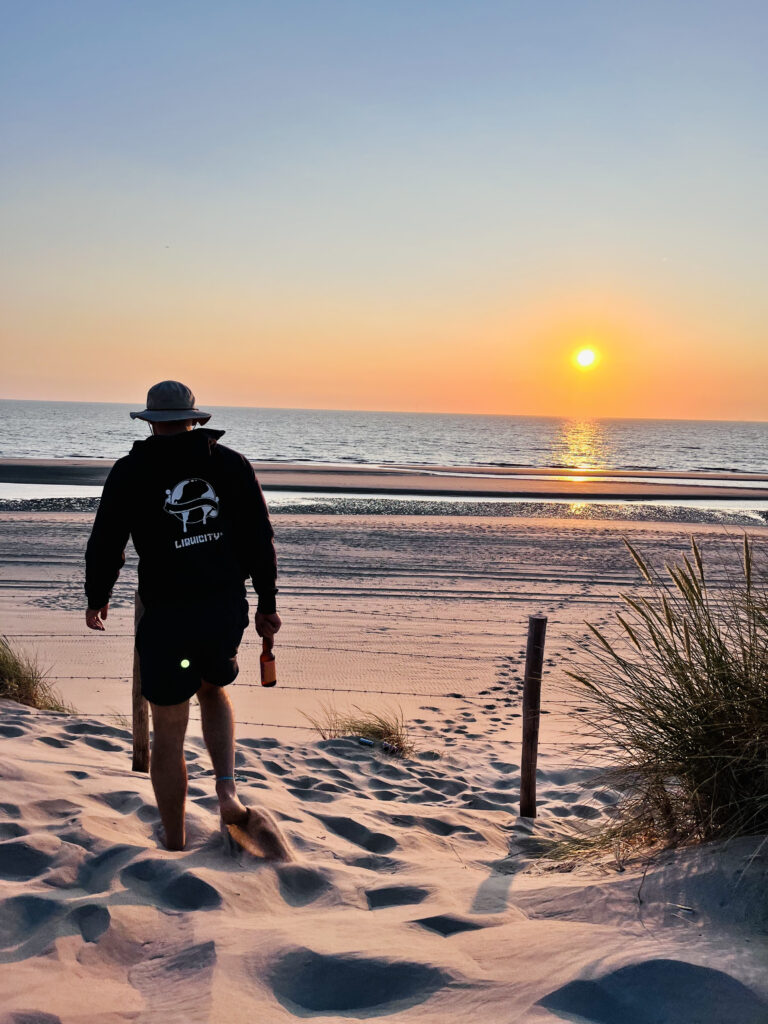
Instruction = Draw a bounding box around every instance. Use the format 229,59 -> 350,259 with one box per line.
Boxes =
0,636 -> 74,713
567,535 -> 768,849
303,703 -> 414,758
106,709 -> 131,731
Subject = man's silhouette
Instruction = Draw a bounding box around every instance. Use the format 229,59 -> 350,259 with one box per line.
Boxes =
85,380 -> 281,851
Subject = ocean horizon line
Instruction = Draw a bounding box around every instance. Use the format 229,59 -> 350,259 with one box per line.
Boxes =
0,397 -> 765,427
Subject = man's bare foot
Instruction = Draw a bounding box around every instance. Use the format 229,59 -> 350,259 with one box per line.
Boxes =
216,781 -> 249,826
222,805 -> 293,862
157,823 -> 185,851
243,807 -> 293,862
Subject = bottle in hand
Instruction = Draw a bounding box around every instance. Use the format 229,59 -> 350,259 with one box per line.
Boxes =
260,637 -> 277,687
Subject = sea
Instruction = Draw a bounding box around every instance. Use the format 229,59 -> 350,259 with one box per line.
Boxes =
1,401 -> 766,525
1,400 -> 766,473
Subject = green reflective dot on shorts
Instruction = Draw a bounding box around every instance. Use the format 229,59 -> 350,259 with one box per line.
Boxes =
180,658 -> 190,669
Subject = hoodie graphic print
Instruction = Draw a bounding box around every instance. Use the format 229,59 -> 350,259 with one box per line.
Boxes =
85,429 -> 277,612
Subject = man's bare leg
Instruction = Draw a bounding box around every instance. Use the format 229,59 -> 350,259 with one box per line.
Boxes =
197,680 -> 248,825
149,700 -> 189,851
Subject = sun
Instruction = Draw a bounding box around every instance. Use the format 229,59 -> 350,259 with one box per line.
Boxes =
575,347 -> 597,369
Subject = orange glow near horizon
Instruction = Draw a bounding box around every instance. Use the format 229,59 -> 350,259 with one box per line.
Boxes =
1,290 -> 767,421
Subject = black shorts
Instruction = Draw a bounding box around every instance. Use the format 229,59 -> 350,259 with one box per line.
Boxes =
135,592 -> 250,706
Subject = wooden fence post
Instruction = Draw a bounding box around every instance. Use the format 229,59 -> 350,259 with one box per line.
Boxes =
520,614 -> 547,818
132,592 -> 149,772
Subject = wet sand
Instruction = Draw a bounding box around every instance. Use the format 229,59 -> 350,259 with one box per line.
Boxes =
2,457 -> 768,501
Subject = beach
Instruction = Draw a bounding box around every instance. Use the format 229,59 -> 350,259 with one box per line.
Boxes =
4,0 -> 768,1016
3,458 -> 768,503
1,501 -> 767,1022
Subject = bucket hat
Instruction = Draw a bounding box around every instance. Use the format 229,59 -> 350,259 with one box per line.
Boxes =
130,381 -> 211,424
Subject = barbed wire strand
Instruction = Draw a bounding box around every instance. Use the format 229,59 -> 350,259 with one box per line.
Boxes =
3,635 -> 501,663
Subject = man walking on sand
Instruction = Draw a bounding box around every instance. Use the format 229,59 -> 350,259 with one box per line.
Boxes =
85,381 -> 282,852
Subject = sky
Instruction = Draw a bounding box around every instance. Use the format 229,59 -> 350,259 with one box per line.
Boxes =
1,1 -> 766,420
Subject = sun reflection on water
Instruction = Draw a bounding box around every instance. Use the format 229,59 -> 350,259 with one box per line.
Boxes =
556,419 -> 608,470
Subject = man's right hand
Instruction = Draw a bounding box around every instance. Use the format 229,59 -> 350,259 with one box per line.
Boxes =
86,605 -> 109,631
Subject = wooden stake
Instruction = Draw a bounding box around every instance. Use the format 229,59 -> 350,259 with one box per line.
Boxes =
132,592 -> 149,773
520,614 -> 547,818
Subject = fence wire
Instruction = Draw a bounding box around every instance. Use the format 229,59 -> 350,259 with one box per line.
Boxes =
3,626 -> 586,759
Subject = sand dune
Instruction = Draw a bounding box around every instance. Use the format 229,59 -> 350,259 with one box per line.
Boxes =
0,698 -> 766,1023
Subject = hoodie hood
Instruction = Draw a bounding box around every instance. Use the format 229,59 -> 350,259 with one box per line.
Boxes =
128,427 -> 225,460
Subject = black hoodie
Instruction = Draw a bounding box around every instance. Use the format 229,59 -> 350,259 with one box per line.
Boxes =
84,428 -> 277,613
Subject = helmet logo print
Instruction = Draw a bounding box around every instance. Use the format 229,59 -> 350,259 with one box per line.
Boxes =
164,478 -> 220,534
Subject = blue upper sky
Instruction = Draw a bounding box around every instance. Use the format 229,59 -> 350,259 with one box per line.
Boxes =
2,1 -> 766,418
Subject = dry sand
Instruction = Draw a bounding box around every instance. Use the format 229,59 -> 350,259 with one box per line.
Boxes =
0,510 -> 767,1022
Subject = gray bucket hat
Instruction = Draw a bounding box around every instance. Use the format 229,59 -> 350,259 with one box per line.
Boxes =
130,380 -> 211,424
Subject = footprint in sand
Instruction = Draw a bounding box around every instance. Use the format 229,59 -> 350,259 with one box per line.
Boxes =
288,788 -> 336,803
550,803 -> 601,820
461,795 -> 503,812
0,894 -> 62,950
276,864 -> 333,907
417,750 -> 441,762
289,775 -> 324,791
0,839 -> 56,881
303,756 -> 339,772
136,803 -> 160,823
315,815 -> 397,854
376,763 -> 411,781
317,738 -> 375,763
268,948 -> 449,1014
0,823 -> 26,840
57,826 -> 95,852
68,904 -> 110,943
63,722 -> 128,740
239,737 -> 281,750
120,859 -> 222,911
0,1012 -> 63,1024
33,799 -> 81,820
417,776 -> 467,796
96,791 -> 144,815
347,854 -> 402,872
366,885 -> 430,909
405,789 -> 448,805
420,817 -> 480,838
538,959 -> 768,1024
78,844 -> 141,893
414,914 -> 487,937
0,725 -> 26,738
83,736 -> 124,752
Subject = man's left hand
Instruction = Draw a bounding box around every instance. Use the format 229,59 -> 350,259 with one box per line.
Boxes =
86,604 -> 109,631
255,612 -> 281,638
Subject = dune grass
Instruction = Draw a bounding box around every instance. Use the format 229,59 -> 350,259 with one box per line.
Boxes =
106,709 -> 131,731
303,704 -> 414,758
567,535 -> 768,849
0,635 -> 74,713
